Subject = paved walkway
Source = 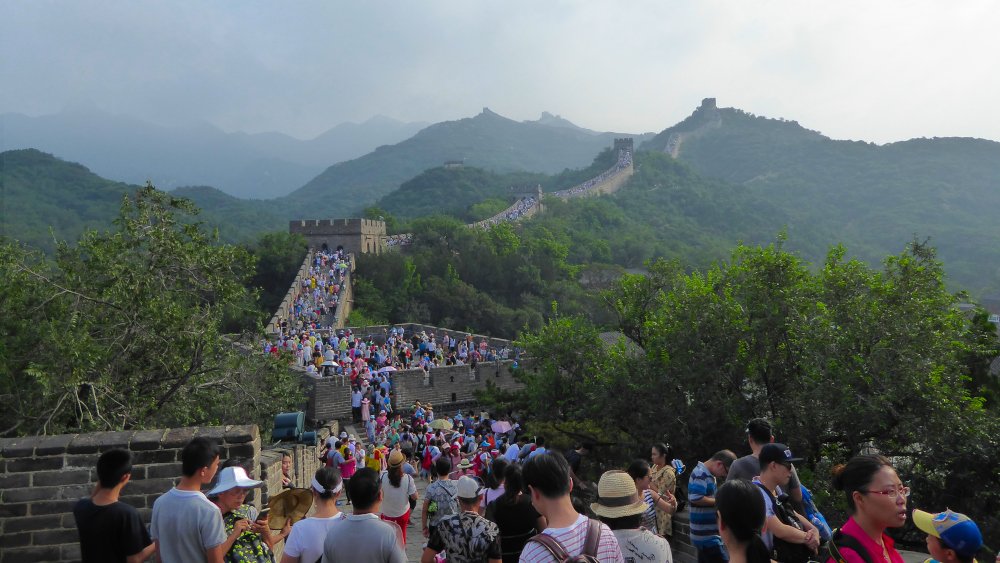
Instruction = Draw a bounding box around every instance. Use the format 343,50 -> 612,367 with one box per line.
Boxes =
342,424 -> 430,561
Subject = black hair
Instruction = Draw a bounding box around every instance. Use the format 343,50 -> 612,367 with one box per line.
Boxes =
832,454 -> 893,513
535,436 -> 545,447
314,467 -> 342,501
626,459 -> 651,481
485,459 -> 509,490
522,452 -> 571,500
499,463 -> 524,506
181,437 -> 220,477
600,514 -> 644,530
746,418 -> 774,445
346,467 -> 381,509
580,441 -> 595,452
388,462 -> 403,488
717,480 -> 771,563
434,456 -> 452,477
711,449 -> 738,469
96,449 -> 133,489
652,442 -> 673,460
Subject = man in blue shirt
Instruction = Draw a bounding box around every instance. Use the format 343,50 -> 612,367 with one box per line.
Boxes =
688,450 -> 736,563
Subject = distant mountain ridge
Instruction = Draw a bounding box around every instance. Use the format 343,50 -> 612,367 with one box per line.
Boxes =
0,109 -> 428,199
278,107 -> 653,217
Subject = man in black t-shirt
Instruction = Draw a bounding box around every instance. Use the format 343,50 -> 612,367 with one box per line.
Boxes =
73,449 -> 154,563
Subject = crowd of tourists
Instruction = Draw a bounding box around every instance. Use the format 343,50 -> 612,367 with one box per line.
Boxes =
265,248 -> 350,344
471,197 -> 539,229
74,414 -> 997,563
552,149 -> 633,199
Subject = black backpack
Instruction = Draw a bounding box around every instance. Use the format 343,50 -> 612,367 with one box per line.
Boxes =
755,483 -> 816,563
827,528 -> 875,563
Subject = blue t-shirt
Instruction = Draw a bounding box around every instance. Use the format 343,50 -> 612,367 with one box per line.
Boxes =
688,461 -> 722,548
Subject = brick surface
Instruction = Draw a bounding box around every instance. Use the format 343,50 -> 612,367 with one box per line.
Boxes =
4,514 -> 64,533
132,448 -> 177,464
33,469 -> 91,487
67,431 -> 132,453
2,436 -> 44,457
126,477 -> 177,495
0,502 -> 29,517
161,427 -> 197,447
0,531 -> 31,548
34,434 -> 76,456
63,453 -> 101,470
0,473 -> 31,489
130,429 -> 166,450
6,456 -> 63,472
61,543 -> 83,561
33,528 -> 80,546
30,499 -> 77,516
1,545 -> 62,562
224,425 -> 257,444
145,463 -> 183,479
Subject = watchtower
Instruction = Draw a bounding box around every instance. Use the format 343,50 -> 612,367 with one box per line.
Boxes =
289,219 -> 387,255
613,138 -> 634,156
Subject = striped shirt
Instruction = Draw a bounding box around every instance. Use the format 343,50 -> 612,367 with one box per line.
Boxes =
519,514 -> 624,563
688,461 -> 722,548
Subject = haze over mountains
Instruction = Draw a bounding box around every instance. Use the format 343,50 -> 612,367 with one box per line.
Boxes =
1,108 -> 428,199
3,100 -> 1000,297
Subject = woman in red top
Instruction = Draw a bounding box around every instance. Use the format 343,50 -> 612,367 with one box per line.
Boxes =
828,455 -> 909,563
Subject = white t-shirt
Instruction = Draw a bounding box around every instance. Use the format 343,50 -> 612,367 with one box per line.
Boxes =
380,472 -> 417,518
149,488 -> 226,563
283,513 -> 346,563
613,528 -> 673,563
519,514 -> 624,563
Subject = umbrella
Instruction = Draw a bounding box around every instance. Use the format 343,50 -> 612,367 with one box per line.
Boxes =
491,421 -> 512,434
377,366 -> 397,374
429,419 -> 453,430
321,360 -> 337,367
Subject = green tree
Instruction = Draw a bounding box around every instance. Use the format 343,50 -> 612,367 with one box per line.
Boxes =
0,185 -> 301,436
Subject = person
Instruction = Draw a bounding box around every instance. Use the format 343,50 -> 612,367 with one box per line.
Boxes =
518,452 -> 624,563
489,464 -> 546,563
352,386 -> 364,422
526,436 -> 547,460
727,418 -> 803,508
481,458 -> 509,513
649,442 -> 678,537
626,459 -> 676,533
423,457 -> 460,540
281,453 -> 294,488
564,442 -> 592,483
752,444 -> 819,559
421,476 -> 503,563
150,437 -> 227,563
913,509 -> 984,563
826,455 -> 908,563
380,449 -> 419,543
73,448 -> 155,563
280,467 -> 345,563
591,470 -> 673,563
688,449 -> 737,563
322,467 -> 406,563
207,464 -> 286,562
716,480 -> 771,563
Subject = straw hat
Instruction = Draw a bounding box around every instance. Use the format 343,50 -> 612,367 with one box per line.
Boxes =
590,470 -> 648,519
456,458 -> 473,470
388,449 -> 406,468
267,488 -> 314,530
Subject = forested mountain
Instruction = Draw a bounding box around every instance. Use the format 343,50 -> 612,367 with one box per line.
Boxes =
1,109 -> 427,199
278,108 -> 653,218
642,102 -> 1000,296
0,150 -> 285,251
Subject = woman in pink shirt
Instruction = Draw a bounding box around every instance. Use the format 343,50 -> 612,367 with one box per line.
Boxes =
828,455 -> 908,563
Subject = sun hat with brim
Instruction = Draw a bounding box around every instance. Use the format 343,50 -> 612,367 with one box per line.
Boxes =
456,458 -> 473,469
590,470 -> 648,519
267,488 -> 313,531
207,466 -> 264,497
455,476 -> 486,500
388,449 -> 406,467
913,509 -> 983,558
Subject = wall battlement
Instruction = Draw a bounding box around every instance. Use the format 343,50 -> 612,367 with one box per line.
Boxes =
290,218 -> 387,255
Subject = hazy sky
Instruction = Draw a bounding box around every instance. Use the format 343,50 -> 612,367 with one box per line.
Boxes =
3,1 -> 998,143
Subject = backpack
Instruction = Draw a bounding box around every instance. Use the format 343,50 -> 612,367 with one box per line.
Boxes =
526,518 -> 602,562
827,528 -> 875,563
422,447 -> 433,470
755,483 -> 815,563
800,485 -> 832,542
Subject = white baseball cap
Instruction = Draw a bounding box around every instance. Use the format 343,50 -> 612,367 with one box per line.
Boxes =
207,466 -> 263,496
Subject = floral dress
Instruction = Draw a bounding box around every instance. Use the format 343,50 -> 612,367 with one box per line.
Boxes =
649,463 -> 677,537
223,505 -> 274,563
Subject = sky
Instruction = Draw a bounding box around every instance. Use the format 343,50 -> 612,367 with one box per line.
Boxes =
2,1 -> 998,144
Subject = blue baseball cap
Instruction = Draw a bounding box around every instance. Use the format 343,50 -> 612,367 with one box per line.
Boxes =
913,509 -> 983,558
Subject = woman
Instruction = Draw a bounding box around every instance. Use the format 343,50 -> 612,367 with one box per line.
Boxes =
627,458 -> 677,533
650,442 -> 678,537
379,449 -> 419,543
208,465 -> 286,563
489,463 -> 546,563
827,455 -> 908,563
280,467 -> 345,563
592,470 -> 673,563
716,480 -> 771,563
480,458 -> 508,514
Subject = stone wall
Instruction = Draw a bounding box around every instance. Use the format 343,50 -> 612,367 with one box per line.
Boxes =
289,219 -> 387,256
306,360 -> 524,423
0,422 -> 337,563
345,322 -> 514,349
266,250 -> 314,335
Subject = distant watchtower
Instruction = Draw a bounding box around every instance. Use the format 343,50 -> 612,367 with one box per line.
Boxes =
289,218 -> 387,255
613,138 -> 634,156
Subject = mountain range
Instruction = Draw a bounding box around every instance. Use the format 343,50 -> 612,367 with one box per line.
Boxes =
1,108 -> 428,199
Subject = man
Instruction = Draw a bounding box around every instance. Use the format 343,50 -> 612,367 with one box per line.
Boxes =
913,509 -> 984,563
752,444 -> 819,556
726,418 -> 803,507
526,436 -> 548,460
504,435 -> 524,463
73,449 -> 155,563
564,442 -> 593,484
323,467 -> 406,563
421,476 -> 502,563
518,452 -> 624,563
688,449 -> 736,563
352,386 -> 364,422
150,437 -> 227,563
423,457 -> 459,540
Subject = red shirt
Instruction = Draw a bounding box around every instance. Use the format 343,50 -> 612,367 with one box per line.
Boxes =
828,516 -> 905,563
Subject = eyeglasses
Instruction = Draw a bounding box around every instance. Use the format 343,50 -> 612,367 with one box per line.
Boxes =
861,486 -> 910,499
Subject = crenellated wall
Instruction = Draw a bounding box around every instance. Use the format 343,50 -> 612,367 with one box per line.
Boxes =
266,250 -> 314,335
289,219 -> 387,256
